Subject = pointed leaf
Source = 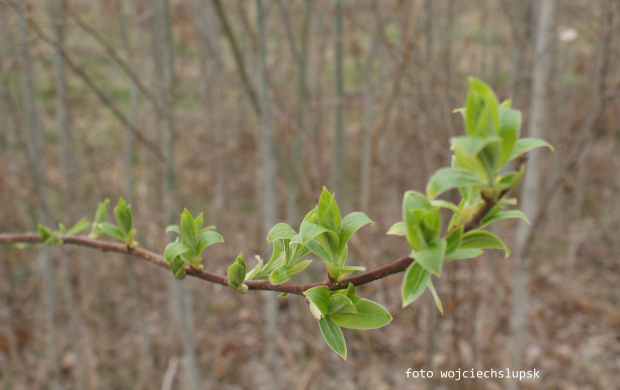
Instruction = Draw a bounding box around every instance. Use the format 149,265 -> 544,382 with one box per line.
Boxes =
339,212 -> 374,250
480,210 -> 530,229
445,248 -> 483,260
460,231 -> 510,257
287,259 -> 312,275
427,279 -> 444,315
327,294 -> 356,315
319,316 -> 347,360
445,227 -> 463,255
267,223 -> 298,242
299,221 -> 332,244
387,221 -> 406,236
165,225 -> 181,235
330,298 -> 392,329
412,239 -> 446,276
99,223 -> 126,241
113,198 -> 132,235
508,138 -> 554,161
426,168 -> 487,199
269,265 -> 291,284
196,230 -> 224,254
402,262 -> 430,307
304,286 -> 330,318
180,209 -> 197,248
164,242 -> 192,264
67,218 -> 91,236
498,105 -> 521,166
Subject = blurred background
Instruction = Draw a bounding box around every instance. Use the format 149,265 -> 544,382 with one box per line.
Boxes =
0,0 -> 619,389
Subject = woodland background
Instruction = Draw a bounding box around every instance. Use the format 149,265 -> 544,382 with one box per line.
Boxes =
0,0 -> 619,389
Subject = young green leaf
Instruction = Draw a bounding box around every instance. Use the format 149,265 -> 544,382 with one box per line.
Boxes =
66,218 -> 91,236
317,187 -> 341,233
445,227 -> 463,255
387,221 -> 406,236
460,231 -> 510,257
304,286 -> 330,319
164,242 -> 192,264
227,254 -> 248,293
497,105 -> 521,166
420,209 -> 442,245
402,262 -> 430,307
170,256 -> 187,280
267,223 -> 298,242
269,265 -> 291,284
99,223 -> 126,241
299,221 -> 332,244
89,199 -> 110,238
445,248 -> 484,260
318,316 -> 347,360
287,260 -> 312,276
426,168 -> 487,199
180,209 -> 197,248
330,298 -> 392,330
339,212 -> 374,250
412,239 -> 447,276
427,279 -> 444,315
480,210 -> 530,229
165,225 -> 181,235
327,294 -> 356,315
196,230 -> 224,254
113,198 -> 132,236
508,138 -> 554,161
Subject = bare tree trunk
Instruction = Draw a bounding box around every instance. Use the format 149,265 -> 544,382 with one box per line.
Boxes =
256,1 -> 279,388
116,0 -> 155,384
332,0 -> 344,200
509,1 -> 555,389
16,0 -> 58,386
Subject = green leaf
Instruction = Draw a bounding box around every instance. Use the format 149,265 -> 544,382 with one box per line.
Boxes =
465,78 -> 499,138
327,294 -> 356,315
460,231 -> 510,257
508,138 -> 554,161
303,239 -> 332,263
325,263 -> 366,282
165,225 -> 181,235
170,256 -> 187,280
480,210 -> 530,229
164,242 -> 192,264
267,223 -> 298,242
450,135 -> 502,161
420,209 -> 442,245
113,198 -> 132,236
180,209 -> 197,249
67,218 -> 91,236
339,212 -> 374,250
99,223 -> 126,241
445,227 -> 463,255
412,239 -> 447,276
89,198 -> 110,238
426,168 -> 487,199
427,279 -> 443,315
387,221 -> 406,236
430,200 -> 460,213
299,221 -> 332,244
402,191 -> 431,251
445,248 -> 483,260
304,286 -> 330,319
401,262 -> 430,308
497,105 -> 521,166
227,254 -> 247,288
193,213 -> 204,231
287,259 -> 312,276
269,265 -> 291,284
196,230 -> 224,254
317,187 -> 341,233
319,316 -> 347,360
330,298 -> 392,329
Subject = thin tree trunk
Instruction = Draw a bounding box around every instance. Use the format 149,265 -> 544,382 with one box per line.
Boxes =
332,0 -> 344,200
509,2 -> 555,389
16,0 -> 58,386
116,0 -> 154,383
256,1 -> 279,388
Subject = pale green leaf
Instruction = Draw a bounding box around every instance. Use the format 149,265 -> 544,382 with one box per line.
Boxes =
387,221 -> 406,236
508,138 -> 554,161
426,168 -> 486,199
267,223 -> 298,242
66,218 -> 91,236
319,316 -> 347,360
402,262 -> 430,307
460,231 -> 510,257
164,242 -> 192,264
412,239 -> 446,276
427,279 -> 443,315
445,248 -> 483,260
480,210 -> 530,229
99,223 -> 126,241
330,298 -> 392,329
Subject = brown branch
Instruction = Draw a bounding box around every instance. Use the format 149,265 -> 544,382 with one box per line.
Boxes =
0,232 -> 413,296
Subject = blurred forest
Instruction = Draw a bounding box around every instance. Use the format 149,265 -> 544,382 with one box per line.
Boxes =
0,0 -> 619,389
